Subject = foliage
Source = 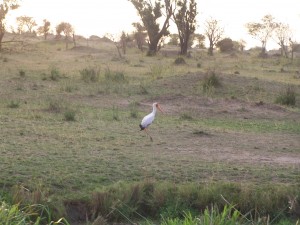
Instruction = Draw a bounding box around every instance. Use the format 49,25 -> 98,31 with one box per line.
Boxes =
16,15 -> 37,33
245,15 -> 277,55
37,19 -> 51,40
216,38 -> 234,52
64,109 -> 76,121
174,57 -> 186,65
275,86 -> 296,106
80,67 -> 100,82
202,70 -> 221,93
129,0 -> 173,55
173,0 -> 197,55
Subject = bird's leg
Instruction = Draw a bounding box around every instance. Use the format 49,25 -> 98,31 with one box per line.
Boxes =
144,128 -> 153,142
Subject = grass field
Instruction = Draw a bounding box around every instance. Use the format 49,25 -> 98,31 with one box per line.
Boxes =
0,35 -> 300,224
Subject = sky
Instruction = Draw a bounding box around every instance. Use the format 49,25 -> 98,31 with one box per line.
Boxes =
5,0 -> 300,50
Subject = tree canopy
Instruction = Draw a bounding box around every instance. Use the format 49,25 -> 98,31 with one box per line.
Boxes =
173,0 -> 197,55
129,0 -> 173,56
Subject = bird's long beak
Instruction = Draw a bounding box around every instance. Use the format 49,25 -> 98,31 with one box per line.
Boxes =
157,104 -> 164,113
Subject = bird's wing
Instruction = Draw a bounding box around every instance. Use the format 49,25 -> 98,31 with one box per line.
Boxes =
141,113 -> 154,128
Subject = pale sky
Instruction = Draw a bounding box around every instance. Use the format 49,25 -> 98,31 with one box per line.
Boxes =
6,0 -> 300,49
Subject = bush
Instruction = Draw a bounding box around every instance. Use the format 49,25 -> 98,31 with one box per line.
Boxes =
50,67 -> 61,81
174,57 -> 186,65
216,38 -> 234,52
80,67 -> 100,82
7,100 -> 20,109
104,68 -> 126,83
202,70 -> 221,93
275,87 -> 296,106
64,110 -> 76,121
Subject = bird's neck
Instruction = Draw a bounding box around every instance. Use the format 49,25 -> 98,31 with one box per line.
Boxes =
152,106 -> 157,115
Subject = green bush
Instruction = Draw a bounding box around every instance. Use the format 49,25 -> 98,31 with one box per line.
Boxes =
202,70 -> 221,93
275,87 -> 296,106
64,110 -> 76,121
80,67 -> 100,82
174,57 -> 186,65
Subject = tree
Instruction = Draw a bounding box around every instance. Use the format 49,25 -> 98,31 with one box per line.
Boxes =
245,15 -> 277,56
0,0 -> 19,51
173,0 -> 197,55
129,0 -> 173,56
56,22 -> 73,49
204,17 -> 224,56
194,33 -> 205,48
132,22 -> 147,51
37,19 -> 51,40
274,22 -> 291,58
16,16 -> 37,33
216,38 -> 234,53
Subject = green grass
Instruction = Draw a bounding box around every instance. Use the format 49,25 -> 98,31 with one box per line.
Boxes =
0,36 -> 299,223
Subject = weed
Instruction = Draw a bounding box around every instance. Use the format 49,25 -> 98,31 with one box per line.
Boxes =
179,113 -> 193,120
202,70 -> 221,94
149,64 -> 164,79
129,102 -> 139,118
50,67 -> 61,81
19,69 -> 26,77
64,110 -> 76,121
174,57 -> 186,65
112,106 -> 120,121
104,68 -> 126,83
275,86 -> 296,106
47,99 -> 63,113
80,67 -> 100,82
7,100 -> 20,108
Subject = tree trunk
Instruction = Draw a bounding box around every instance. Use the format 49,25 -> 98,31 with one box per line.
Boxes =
0,31 -> 4,52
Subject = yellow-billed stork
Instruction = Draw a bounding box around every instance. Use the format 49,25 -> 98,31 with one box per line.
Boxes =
139,102 -> 163,141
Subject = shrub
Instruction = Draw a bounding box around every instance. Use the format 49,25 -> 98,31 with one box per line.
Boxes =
174,57 -> 186,65
275,86 -> 296,106
19,69 -> 26,77
50,67 -> 60,81
216,38 -> 234,52
129,102 -> 139,118
64,110 -> 76,121
104,68 -> 126,83
202,70 -> 221,93
80,67 -> 100,82
7,100 -> 20,109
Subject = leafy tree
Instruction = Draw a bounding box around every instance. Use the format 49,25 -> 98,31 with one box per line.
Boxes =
16,16 -> 37,33
37,19 -> 51,40
245,15 -> 277,55
204,17 -> 224,56
132,22 -> 147,51
129,0 -> 173,56
0,0 -> 19,51
56,22 -> 73,49
173,0 -> 197,55
238,39 -> 246,52
194,33 -> 205,48
216,38 -> 234,53
274,22 -> 291,58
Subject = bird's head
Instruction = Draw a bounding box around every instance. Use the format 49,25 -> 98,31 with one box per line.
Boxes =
154,102 -> 164,113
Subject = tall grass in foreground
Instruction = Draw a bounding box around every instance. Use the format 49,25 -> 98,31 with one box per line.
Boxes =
0,201 -> 69,225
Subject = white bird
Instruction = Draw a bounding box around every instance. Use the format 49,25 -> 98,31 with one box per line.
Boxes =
139,102 -> 163,141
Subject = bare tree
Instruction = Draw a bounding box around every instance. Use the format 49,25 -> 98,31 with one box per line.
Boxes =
204,17 -> 224,56
129,0 -> 173,56
0,0 -> 19,51
173,0 -> 197,55
16,16 -> 37,33
245,15 -> 277,56
56,22 -> 73,49
37,19 -> 51,40
274,22 -> 291,58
